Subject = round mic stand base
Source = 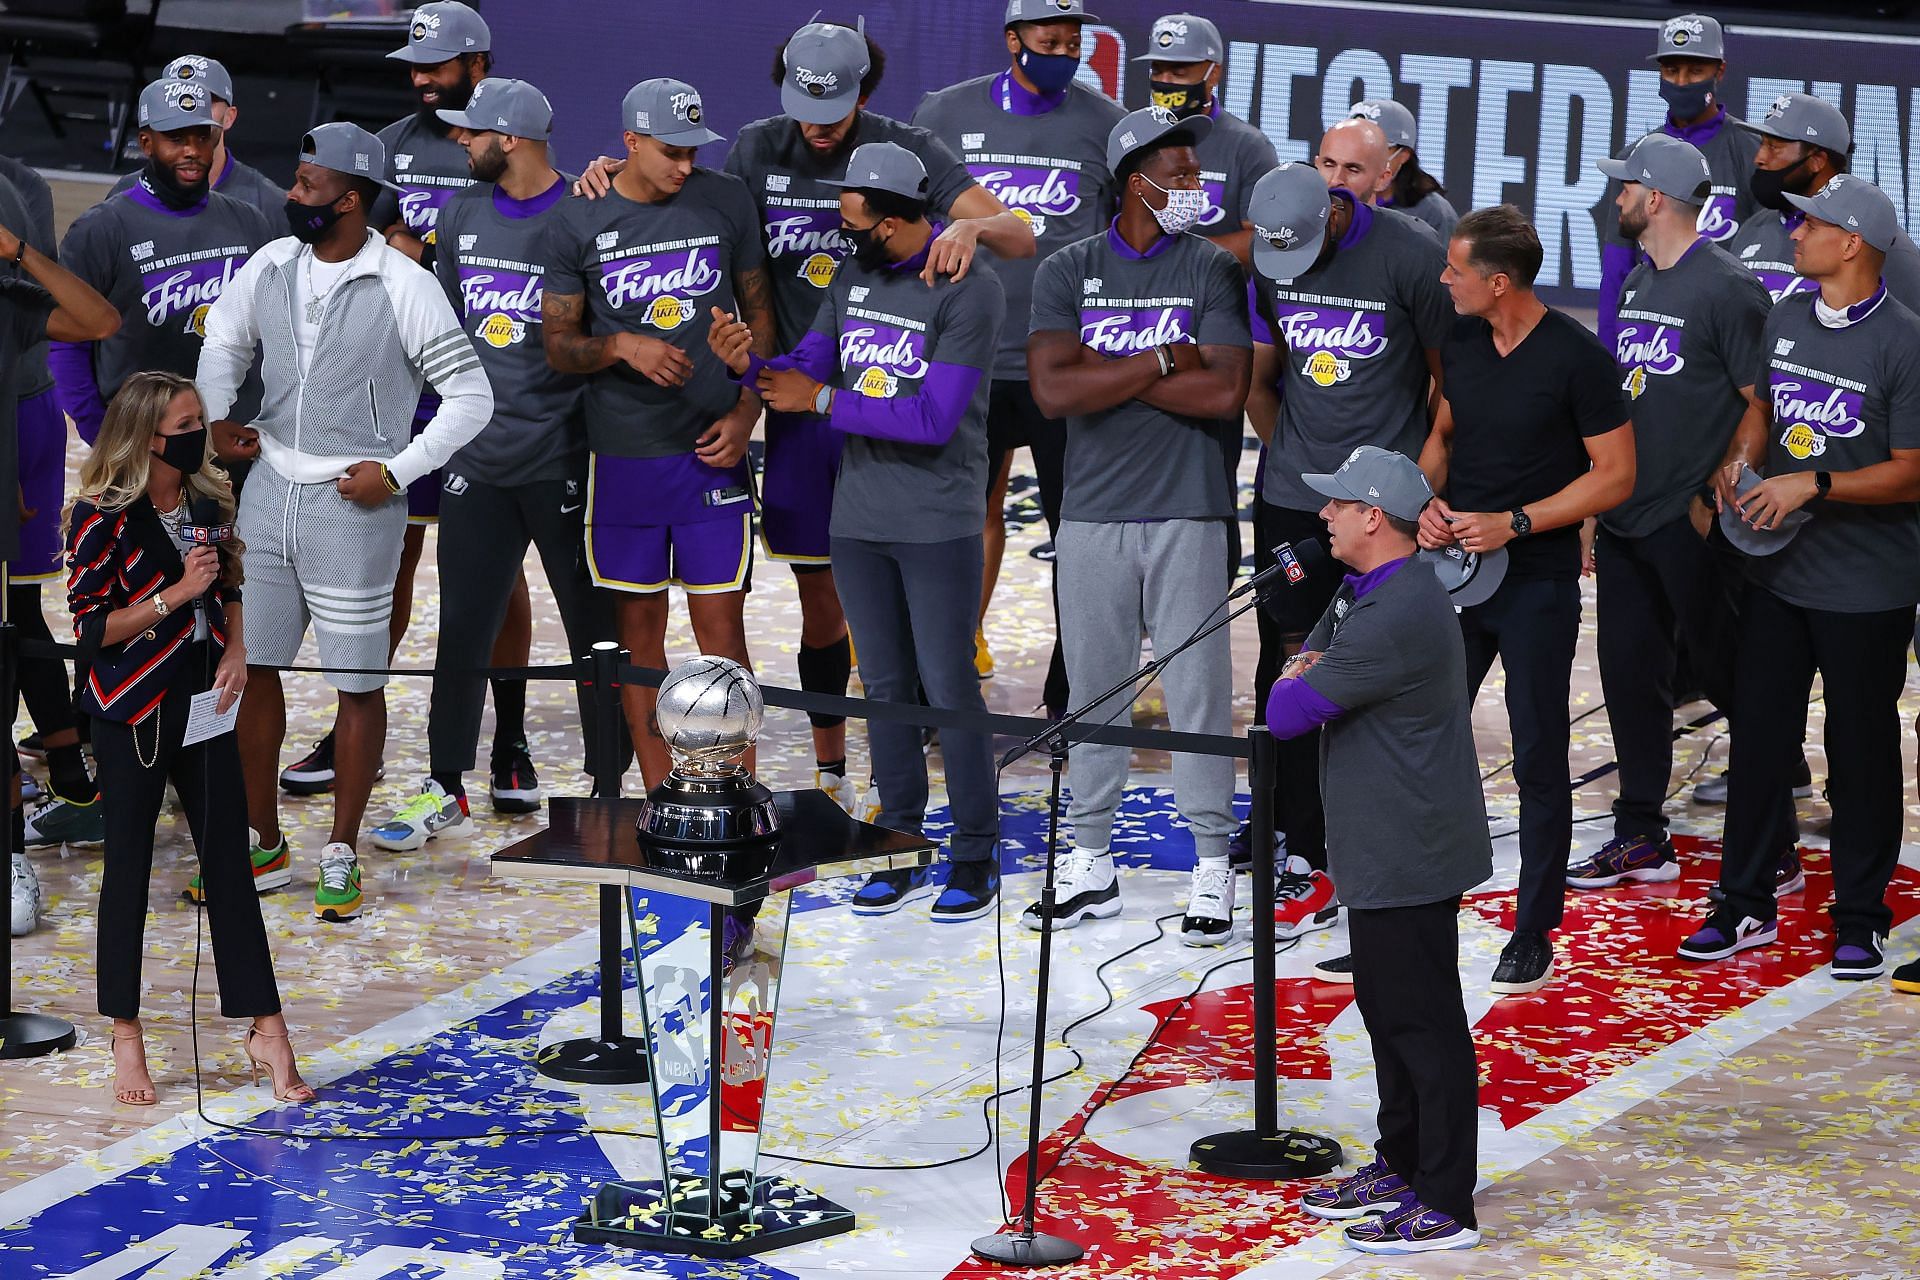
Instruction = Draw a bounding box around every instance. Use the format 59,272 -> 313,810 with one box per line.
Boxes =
0,1011 -> 78,1060
969,1229 -> 1084,1267
1189,1128 -> 1343,1179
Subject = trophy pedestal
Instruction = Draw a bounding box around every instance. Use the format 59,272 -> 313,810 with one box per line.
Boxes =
493,792 -> 932,1258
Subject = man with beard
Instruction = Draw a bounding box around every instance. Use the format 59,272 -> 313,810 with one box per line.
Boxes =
110,56 -> 282,219
372,78 -> 616,851
1597,14 -> 1758,351
196,123 -> 493,924
913,0 -> 1120,716
541,79 -> 776,791
1568,135 -> 1775,893
281,0 -> 535,806
1350,99 -> 1457,238
43,80 -> 273,859
1135,13 -> 1277,268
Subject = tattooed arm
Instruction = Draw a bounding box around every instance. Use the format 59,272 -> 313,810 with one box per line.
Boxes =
542,290 -> 692,386
696,265 -> 780,470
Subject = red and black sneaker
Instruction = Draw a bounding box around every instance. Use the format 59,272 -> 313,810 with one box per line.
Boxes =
280,733 -> 336,796
489,740 -> 543,815
1274,854 -> 1339,939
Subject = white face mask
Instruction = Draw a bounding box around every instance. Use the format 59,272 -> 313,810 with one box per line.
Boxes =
1142,176 -> 1208,236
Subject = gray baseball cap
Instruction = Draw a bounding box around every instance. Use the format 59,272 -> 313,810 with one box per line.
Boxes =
1785,173 -> 1900,251
820,142 -> 930,203
1740,92 -> 1851,155
1107,104 -> 1212,177
388,1 -> 491,64
622,78 -> 723,148
137,78 -> 217,134
438,77 -> 553,141
1717,467 -> 1809,557
1134,13 -> 1223,64
1006,0 -> 1101,25
1597,133 -> 1712,206
1303,445 -> 1434,522
1420,544 -> 1509,608
1249,162 -> 1331,282
1650,13 -> 1725,62
163,55 -> 234,106
1350,99 -> 1417,152
780,22 -> 868,126
299,122 -> 401,192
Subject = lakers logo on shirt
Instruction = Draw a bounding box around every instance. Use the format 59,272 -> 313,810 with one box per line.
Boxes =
476,312 -> 527,348
649,296 -> 694,330
186,303 -> 212,338
1302,350 -> 1351,387
1780,423 -> 1825,460
855,367 -> 899,398
800,252 -> 838,289
1624,366 -> 1647,400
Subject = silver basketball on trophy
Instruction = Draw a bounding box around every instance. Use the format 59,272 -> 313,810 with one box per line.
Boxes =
639,657 -> 781,875
655,656 -> 765,776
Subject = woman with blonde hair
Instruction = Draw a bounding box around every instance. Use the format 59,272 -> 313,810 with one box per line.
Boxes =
64,370 -> 312,1107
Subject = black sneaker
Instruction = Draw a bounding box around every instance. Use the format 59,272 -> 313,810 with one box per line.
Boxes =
1226,819 -> 1285,872
489,741 -> 543,814
281,733 -> 336,796
1490,930 -> 1554,995
15,732 -> 45,760
850,867 -> 936,916
1831,930 -> 1887,981
1311,952 -> 1354,984
931,861 -> 999,923
1892,955 -> 1920,995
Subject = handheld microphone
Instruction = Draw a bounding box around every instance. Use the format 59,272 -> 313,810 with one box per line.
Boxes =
181,496 -> 235,547
1237,539 -> 1330,599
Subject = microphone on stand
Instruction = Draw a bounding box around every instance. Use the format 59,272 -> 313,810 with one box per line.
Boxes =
1234,538 -> 1332,603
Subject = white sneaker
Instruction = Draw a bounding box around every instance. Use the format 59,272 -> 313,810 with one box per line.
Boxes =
370,779 -> 474,852
1022,846 -> 1121,931
817,771 -> 857,815
1181,860 -> 1234,946
10,853 -> 40,937
858,779 -> 883,826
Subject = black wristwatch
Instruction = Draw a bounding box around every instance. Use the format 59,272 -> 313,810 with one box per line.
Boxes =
1814,471 -> 1833,498
1509,507 -> 1533,538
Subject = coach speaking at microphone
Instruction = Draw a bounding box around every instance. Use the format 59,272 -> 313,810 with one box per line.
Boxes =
1266,445 -> 1489,1255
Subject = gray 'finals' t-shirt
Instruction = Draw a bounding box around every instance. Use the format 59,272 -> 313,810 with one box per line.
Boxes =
542,168 -> 765,457
1029,226 -> 1248,522
1302,559 -> 1492,910
725,111 -> 975,351
1383,189 -> 1459,239
1605,239 -> 1770,538
1254,202 -> 1450,512
1603,114 -> 1759,251
0,165 -> 52,398
59,183 -> 273,406
1729,210 -> 1920,312
810,241 -> 1005,542
1194,105 -> 1279,242
372,114 -> 475,247
110,152 -> 286,221
913,75 -> 1123,381
433,176 -> 583,485
1751,288 -> 1920,613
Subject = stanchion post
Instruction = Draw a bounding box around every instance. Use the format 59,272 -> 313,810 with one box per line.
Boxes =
1187,727 -> 1340,1178
535,641 -> 649,1084
0,565 -> 78,1059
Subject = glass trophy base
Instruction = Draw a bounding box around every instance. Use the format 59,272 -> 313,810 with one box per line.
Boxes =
573,1170 -> 855,1258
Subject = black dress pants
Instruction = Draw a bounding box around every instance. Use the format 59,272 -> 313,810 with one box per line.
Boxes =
1349,896 -> 1480,1226
94,671 -> 280,1020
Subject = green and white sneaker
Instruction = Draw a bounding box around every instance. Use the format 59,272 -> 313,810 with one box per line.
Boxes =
22,793 -> 106,848
314,844 -> 363,922
182,829 -> 294,904
370,780 -> 473,852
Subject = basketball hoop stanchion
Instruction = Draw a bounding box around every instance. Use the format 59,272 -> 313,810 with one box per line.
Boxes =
1189,728 -> 1341,1178
1,561 -> 78,1060
534,641 -> 650,1085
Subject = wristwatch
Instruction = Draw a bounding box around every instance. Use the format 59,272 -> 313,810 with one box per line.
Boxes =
152,594 -> 170,617
380,463 -> 403,495
1815,470 -> 1833,498
1509,507 -> 1533,538
812,383 -> 833,416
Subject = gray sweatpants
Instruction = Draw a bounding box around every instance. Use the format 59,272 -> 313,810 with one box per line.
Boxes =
1056,518 -> 1236,860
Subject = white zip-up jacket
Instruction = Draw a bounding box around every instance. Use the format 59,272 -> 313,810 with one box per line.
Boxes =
196,228 -> 492,488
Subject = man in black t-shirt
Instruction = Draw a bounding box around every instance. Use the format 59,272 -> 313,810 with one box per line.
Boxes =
1420,205 -> 1634,997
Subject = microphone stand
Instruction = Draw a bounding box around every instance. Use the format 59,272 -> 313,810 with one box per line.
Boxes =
971,572 -> 1287,1267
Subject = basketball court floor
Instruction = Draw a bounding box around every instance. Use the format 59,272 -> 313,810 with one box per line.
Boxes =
6,422 -> 1920,1278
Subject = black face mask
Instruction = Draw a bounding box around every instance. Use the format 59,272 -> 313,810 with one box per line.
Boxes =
141,158 -> 209,210
1658,77 -> 1717,122
285,195 -> 348,245
1749,154 -> 1815,213
840,221 -> 891,269
1148,79 -> 1209,119
151,427 -> 207,476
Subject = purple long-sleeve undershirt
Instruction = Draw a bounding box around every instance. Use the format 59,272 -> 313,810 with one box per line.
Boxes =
1596,241 -> 1637,355
1265,672 -> 1345,740
49,341 -> 106,445
829,361 -> 982,446
740,331 -> 838,386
